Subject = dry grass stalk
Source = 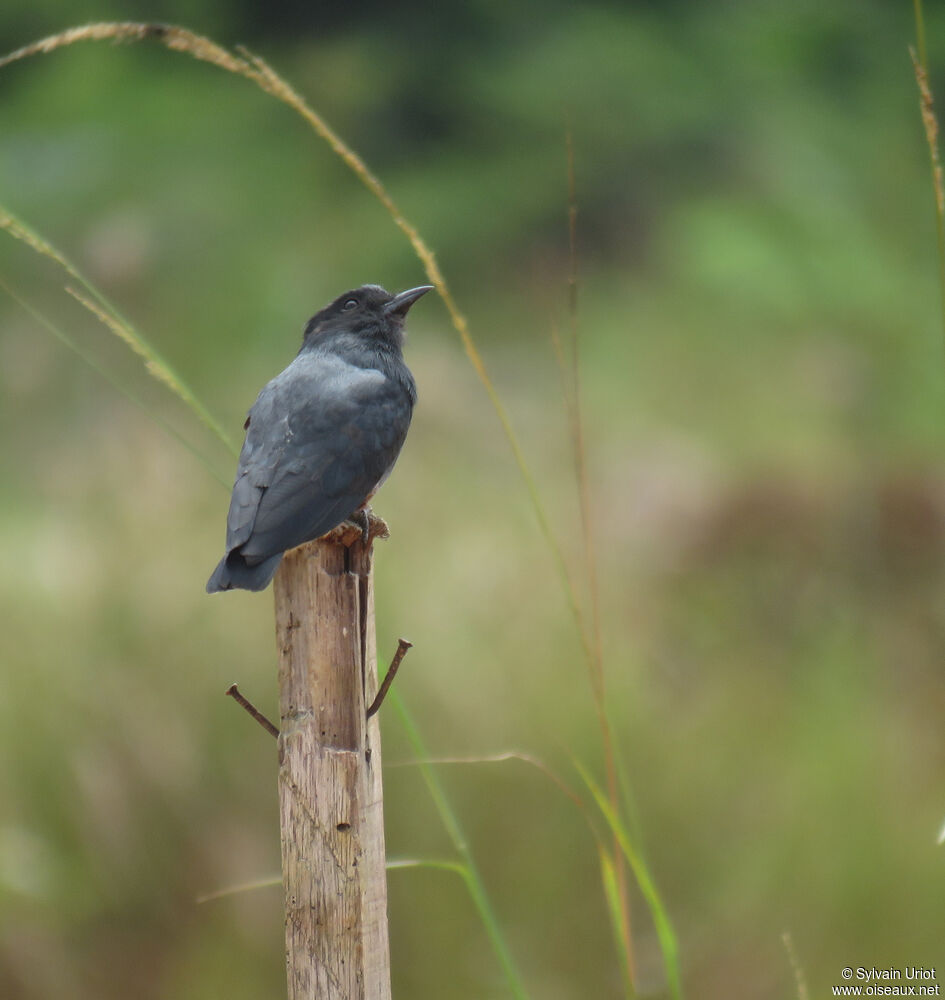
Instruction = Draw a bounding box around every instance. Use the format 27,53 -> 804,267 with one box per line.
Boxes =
561,127 -> 634,985
64,286 -> 178,393
781,932 -> 810,1000
910,44 -> 945,345
912,48 -> 945,217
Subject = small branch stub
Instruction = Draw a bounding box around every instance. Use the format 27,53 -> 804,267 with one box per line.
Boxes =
366,639 -> 412,719
226,683 -> 279,739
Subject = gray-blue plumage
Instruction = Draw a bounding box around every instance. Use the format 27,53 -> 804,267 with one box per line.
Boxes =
207,284 -> 429,593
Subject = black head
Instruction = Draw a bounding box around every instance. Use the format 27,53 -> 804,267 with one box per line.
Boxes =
302,284 -> 433,347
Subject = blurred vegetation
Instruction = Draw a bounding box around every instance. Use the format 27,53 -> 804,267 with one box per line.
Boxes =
1,1 -> 945,998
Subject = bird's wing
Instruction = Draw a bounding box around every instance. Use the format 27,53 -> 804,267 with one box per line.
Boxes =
226,354 -> 411,564
222,384 -> 290,557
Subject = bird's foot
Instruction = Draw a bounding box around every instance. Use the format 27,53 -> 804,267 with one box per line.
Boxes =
345,508 -> 371,546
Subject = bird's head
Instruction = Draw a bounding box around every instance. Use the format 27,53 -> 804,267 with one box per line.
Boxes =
301,284 -> 433,348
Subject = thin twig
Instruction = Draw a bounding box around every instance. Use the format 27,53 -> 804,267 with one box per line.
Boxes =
226,683 -> 279,738
366,639 -> 412,718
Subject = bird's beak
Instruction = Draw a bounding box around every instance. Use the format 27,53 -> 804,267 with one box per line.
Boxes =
384,285 -> 434,317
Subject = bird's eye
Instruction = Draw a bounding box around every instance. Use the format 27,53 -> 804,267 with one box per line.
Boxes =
342,298 -> 359,311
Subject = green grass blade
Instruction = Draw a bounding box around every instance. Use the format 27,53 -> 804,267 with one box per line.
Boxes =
598,844 -> 636,999
390,690 -> 531,1000
386,857 -> 469,878
195,858 -> 476,908
574,758 -> 683,1000
196,875 -> 282,904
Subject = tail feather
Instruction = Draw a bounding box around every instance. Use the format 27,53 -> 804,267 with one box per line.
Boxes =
206,550 -> 283,593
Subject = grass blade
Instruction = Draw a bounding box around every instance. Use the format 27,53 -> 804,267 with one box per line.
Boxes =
561,125 -> 636,983
598,844 -> 635,999
390,691 -> 531,1000
573,758 -> 683,1000
196,875 -> 282,904
781,931 -> 810,1000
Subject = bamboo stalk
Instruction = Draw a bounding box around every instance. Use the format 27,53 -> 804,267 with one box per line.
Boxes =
273,520 -> 391,1000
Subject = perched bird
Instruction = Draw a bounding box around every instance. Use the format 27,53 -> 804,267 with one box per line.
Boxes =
207,283 -> 431,593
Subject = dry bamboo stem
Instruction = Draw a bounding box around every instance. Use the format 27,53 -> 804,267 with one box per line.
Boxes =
273,519 -> 391,1000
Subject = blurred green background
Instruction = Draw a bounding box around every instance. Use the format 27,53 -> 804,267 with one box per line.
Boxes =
2,1 -> 944,997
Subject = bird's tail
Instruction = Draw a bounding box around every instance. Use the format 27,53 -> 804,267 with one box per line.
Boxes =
206,550 -> 284,593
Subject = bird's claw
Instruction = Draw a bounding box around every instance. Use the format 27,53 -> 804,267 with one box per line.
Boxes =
345,509 -> 371,546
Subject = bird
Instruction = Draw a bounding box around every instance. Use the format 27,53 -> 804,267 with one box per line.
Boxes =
206,283 -> 431,593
